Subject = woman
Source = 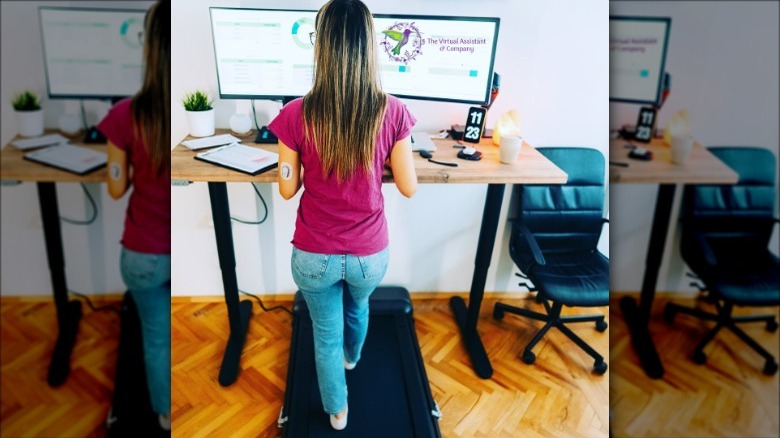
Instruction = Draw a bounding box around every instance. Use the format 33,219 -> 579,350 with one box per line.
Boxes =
268,0 -> 417,431
97,0 -> 171,430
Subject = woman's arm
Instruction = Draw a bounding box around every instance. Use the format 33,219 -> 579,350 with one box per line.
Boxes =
389,135 -> 417,198
278,141 -> 302,200
107,141 -> 130,199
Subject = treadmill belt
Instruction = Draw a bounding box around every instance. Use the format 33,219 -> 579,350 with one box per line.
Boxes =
282,287 -> 441,437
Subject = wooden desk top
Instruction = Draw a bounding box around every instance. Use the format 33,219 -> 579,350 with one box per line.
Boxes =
171,129 -> 568,185
1,130 -> 107,183
609,138 -> 738,184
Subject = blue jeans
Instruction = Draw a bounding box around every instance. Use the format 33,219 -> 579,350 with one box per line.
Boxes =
291,246 -> 389,415
120,247 -> 171,415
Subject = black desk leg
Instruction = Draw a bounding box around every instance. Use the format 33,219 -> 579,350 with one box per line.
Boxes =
620,183 -> 676,379
450,183 -> 505,379
208,182 -> 253,387
37,182 -> 82,387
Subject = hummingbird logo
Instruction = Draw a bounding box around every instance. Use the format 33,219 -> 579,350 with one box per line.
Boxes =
382,29 -> 412,55
380,22 -> 423,64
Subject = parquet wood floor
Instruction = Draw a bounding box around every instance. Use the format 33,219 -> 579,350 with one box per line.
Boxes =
171,294 -> 609,438
610,295 -> 779,438
1,296 -> 122,438
7,294 -> 776,437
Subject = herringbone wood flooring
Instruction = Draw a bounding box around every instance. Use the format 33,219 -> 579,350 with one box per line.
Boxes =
1,296 -> 122,438
610,295 -> 780,437
172,294 -> 609,438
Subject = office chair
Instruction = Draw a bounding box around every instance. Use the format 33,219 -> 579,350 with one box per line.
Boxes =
493,147 -> 609,374
664,146 -> 780,375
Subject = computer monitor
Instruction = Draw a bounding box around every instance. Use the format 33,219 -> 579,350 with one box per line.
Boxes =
373,14 -> 500,105
209,8 -> 500,106
39,7 -> 147,100
609,16 -> 671,105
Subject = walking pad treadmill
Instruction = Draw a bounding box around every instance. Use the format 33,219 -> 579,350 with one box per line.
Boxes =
280,286 -> 442,437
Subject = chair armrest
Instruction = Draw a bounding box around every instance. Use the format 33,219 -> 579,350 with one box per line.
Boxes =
691,229 -> 718,266
515,222 -> 546,266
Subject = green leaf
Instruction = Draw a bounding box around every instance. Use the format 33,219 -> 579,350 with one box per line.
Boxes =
11,90 -> 41,111
182,90 -> 213,111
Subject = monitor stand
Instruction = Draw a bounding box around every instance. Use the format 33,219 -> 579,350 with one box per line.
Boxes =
255,126 -> 277,144
83,126 -> 107,144
254,96 -> 297,144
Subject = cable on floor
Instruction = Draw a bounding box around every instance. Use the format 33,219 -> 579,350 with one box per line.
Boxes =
69,290 -> 121,316
239,289 -> 293,316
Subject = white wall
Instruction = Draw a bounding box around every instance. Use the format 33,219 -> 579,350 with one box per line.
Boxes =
0,1 -> 154,296
609,1 -> 780,292
171,0 -> 609,296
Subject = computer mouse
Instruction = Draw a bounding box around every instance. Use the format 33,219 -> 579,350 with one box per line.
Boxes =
419,150 -> 432,159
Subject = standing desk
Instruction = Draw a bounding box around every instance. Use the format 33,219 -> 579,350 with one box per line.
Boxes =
171,130 -> 567,384
0,131 -> 107,386
609,137 -> 738,379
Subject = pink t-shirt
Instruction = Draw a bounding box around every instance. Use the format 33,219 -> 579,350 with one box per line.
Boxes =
268,95 -> 416,255
98,98 -> 171,254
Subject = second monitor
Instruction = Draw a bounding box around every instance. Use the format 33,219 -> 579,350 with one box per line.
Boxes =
209,8 -> 500,106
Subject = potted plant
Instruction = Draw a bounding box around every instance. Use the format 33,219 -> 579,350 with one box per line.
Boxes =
12,90 -> 44,137
183,90 -> 215,137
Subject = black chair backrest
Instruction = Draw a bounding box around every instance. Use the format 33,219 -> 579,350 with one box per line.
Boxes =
513,147 -> 605,268
682,147 -> 777,247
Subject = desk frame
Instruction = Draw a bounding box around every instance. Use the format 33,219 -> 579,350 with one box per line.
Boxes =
609,138 -> 738,379
1,135 -> 109,386
38,182 -> 84,387
171,131 -> 566,384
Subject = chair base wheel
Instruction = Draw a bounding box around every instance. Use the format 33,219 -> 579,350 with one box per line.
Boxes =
593,360 -> 608,375
521,350 -> 536,365
764,360 -> 778,376
766,319 -> 778,332
493,307 -> 504,320
663,304 -> 676,324
692,350 -> 707,364
595,320 -> 608,332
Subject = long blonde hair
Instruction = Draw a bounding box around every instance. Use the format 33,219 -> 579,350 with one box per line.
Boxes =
131,0 -> 170,175
303,0 -> 387,182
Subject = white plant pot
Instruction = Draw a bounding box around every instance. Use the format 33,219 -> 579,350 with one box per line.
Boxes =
186,108 -> 215,137
16,108 -> 44,137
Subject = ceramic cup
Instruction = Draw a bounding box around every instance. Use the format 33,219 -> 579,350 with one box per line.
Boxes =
670,135 -> 693,164
499,135 -> 522,164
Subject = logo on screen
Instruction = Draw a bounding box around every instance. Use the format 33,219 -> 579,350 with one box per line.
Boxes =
120,17 -> 143,49
380,22 -> 423,64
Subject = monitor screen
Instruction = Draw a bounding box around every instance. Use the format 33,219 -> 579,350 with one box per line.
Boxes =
609,16 -> 671,105
210,8 -> 500,105
39,7 -> 147,99
373,14 -> 499,105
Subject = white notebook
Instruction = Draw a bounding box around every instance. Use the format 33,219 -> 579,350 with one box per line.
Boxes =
11,133 -> 69,151
24,144 -> 107,175
195,143 -> 278,175
182,133 -> 241,150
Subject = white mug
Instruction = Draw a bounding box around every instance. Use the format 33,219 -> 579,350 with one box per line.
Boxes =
670,135 -> 693,164
499,135 -> 523,164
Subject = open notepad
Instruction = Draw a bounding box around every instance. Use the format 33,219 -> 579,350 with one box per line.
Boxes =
195,143 -> 278,175
24,143 -> 107,175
